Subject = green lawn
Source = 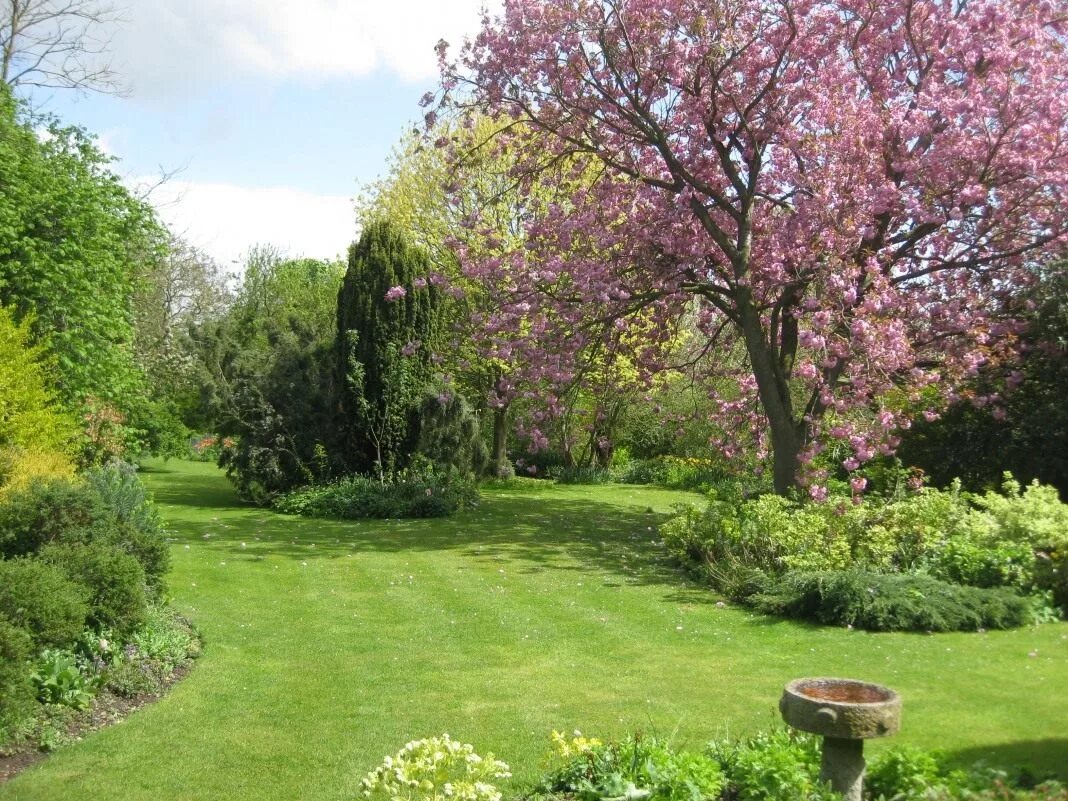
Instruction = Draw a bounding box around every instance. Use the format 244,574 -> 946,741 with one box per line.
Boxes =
3,460 -> 1066,800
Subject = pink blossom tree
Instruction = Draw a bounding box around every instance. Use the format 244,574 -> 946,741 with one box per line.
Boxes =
438,0 -> 1068,495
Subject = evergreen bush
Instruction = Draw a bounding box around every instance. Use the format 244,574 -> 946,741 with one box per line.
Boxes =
85,462 -> 169,591
337,220 -> 442,475
751,570 -> 1032,632
0,619 -> 34,733
0,558 -> 89,648
0,478 -> 103,558
40,542 -> 148,635
0,465 -> 168,591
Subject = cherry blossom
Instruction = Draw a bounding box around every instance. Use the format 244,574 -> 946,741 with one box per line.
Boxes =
438,0 -> 1068,493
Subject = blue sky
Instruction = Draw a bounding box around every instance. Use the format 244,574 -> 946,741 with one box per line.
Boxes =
32,0 -> 494,267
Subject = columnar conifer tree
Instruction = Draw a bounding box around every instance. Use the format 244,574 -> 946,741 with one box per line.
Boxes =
337,221 -> 440,475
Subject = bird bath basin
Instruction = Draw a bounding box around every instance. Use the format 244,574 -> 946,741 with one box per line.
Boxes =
780,678 -> 901,801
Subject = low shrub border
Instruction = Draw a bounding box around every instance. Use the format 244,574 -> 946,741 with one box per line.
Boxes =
0,604 -> 201,781
660,474 -> 1068,631
359,730 -> 1066,801
274,466 -> 479,520
750,570 -> 1034,632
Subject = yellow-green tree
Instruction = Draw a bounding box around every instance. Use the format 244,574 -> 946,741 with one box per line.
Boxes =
0,305 -> 76,494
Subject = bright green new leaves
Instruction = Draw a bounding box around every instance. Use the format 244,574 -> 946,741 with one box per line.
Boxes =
0,86 -> 165,409
0,305 -> 77,455
0,304 -> 77,494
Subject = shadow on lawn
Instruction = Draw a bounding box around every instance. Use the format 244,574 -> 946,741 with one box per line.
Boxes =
145,461 -> 719,601
942,738 -> 1068,781
144,462 -> 253,510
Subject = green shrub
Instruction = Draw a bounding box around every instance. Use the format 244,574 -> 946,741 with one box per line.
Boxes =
104,604 -> 201,697
40,542 -> 148,635
536,734 -> 724,801
973,476 -> 1068,546
479,475 -> 555,492
0,465 -> 168,592
662,476 -> 1068,622
0,619 -> 34,732
614,459 -> 665,485
927,538 -> 1035,591
531,732 -> 1065,801
1033,554 -> 1067,617
130,604 -> 201,668
411,389 -> 489,477
972,476 -> 1068,614
0,478 -> 103,558
866,746 -> 965,800
276,464 -> 479,520
550,465 -> 616,484
661,485 -> 977,585
0,306 -> 78,468
0,558 -> 88,648
618,456 -> 734,492
0,446 -> 76,501
751,570 -> 1032,632
708,729 -> 834,801
84,462 -> 169,591
103,658 -> 160,697
659,490 -> 855,581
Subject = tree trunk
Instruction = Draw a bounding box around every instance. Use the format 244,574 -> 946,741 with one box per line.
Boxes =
490,404 -> 509,477
593,435 -> 613,468
737,297 -> 802,495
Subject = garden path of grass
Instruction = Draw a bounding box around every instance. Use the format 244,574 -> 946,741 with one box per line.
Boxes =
2,460 -> 1066,800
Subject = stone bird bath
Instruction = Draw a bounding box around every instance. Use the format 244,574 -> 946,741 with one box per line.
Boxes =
780,677 -> 902,801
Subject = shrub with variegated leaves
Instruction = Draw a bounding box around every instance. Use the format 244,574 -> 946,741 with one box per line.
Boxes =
360,734 -> 511,801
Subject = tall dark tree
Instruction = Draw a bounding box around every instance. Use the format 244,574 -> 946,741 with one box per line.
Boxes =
337,221 -> 440,475
898,261 -> 1068,497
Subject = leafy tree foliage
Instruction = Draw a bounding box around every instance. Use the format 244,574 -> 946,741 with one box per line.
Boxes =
195,249 -> 345,501
132,234 -> 231,442
0,305 -> 76,454
0,85 -> 164,411
360,117 -> 657,475
336,221 -> 441,475
356,118 -> 523,475
440,0 -> 1068,495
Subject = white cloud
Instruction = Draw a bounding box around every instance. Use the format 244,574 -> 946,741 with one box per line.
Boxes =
140,179 -> 355,267
110,0 -> 496,98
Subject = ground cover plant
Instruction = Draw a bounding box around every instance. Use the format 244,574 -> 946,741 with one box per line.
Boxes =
1,460 -> 1063,801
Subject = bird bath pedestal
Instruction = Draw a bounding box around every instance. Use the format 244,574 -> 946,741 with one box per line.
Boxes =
779,678 -> 902,801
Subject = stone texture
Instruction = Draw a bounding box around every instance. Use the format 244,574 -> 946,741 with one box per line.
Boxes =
779,677 -> 901,740
821,737 -> 866,801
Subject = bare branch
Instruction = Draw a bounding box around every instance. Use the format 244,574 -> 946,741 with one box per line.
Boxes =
1,0 -> 125,96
